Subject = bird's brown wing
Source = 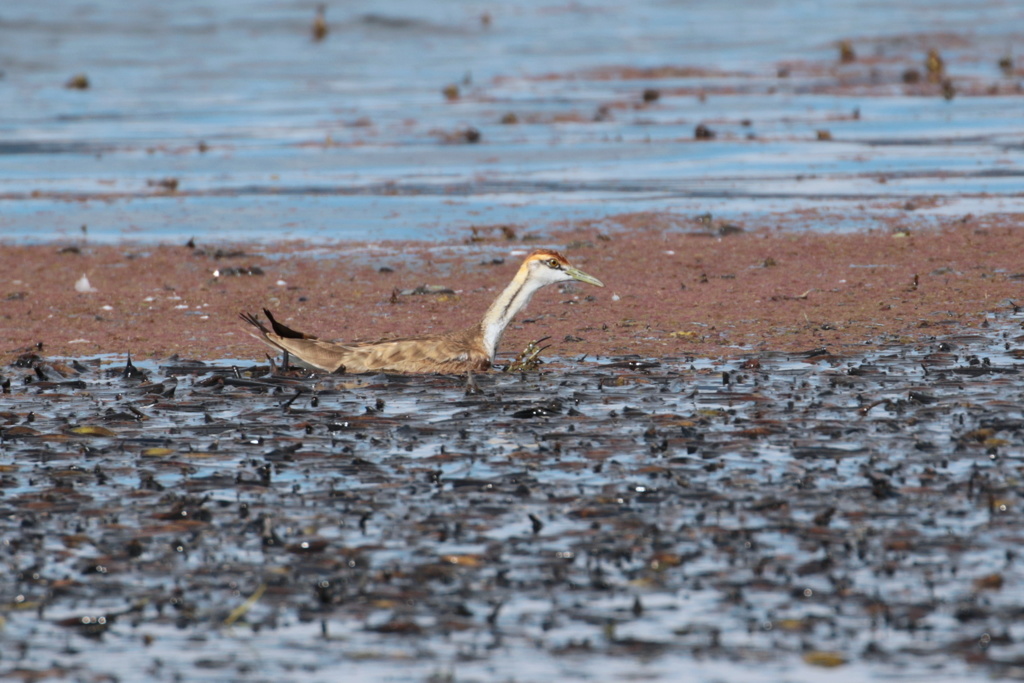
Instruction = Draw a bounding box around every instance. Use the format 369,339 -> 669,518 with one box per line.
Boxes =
241,311 -> 489,374
271,337 -> 364,373
340,329 -> 490,373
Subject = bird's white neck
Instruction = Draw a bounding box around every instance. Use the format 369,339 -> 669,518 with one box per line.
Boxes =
478,266 -> 548,360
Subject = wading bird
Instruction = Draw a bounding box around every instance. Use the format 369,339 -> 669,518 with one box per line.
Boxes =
240,249 -> 603,374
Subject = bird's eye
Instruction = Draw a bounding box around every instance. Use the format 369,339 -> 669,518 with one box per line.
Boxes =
546,258 -> 561,269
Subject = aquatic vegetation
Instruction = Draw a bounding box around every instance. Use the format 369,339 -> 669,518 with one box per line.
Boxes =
2,317 -> 1024,680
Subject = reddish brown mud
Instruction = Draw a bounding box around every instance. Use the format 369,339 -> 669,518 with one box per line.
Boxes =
3,214 -> 1022,365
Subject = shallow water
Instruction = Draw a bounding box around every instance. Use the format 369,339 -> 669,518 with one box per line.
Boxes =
3,316 -> 1024,681
2,0 -> 1023,243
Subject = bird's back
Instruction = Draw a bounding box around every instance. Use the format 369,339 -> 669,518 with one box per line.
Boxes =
340,326 -> 490,373
251,321 -> 490,374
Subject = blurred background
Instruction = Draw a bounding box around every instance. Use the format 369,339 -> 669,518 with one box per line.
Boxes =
0,0 -> 1022,242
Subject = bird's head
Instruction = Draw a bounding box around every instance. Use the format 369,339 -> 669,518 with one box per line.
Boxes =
522,249 -> 604,288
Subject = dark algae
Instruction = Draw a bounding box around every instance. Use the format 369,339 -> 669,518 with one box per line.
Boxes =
3,315 -> 1024,680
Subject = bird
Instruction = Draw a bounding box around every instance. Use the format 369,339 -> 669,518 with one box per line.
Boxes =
240,249 -> 603,374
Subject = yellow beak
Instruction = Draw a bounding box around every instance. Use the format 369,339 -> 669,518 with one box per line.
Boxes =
566,266 -> 604,288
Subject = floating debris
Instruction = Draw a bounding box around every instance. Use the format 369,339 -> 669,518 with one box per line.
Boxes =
694,123 -> 715,139
74,274 -> 98,293
213,266 -> 265,277
311,4 -> 328,42
146,177 -> 179,192
65,73 -> 89,89
442,83 -> 460,101
837,40 -> 856,63
398,284 -> 455,296
926,48 -> 945,82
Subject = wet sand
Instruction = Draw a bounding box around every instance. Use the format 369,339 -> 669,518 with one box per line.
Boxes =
3,213 -> 1022,366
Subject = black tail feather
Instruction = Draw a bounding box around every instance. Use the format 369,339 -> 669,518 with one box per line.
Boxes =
239,311 -> 270,335
240,309 -> 317,340
263,308 -> 316,340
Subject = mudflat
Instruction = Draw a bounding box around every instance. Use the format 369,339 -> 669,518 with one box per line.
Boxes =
3,214 -> 1021,365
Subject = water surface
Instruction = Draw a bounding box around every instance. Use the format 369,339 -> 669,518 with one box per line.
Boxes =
1,0 -> 1022,243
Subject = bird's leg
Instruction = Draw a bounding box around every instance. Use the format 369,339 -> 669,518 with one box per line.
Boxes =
504,336 -> 551,373
464,369 -> 482,395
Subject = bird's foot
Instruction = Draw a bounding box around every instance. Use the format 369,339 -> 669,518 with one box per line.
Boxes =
464,370 -> 483,395
504,336 -> 551,373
